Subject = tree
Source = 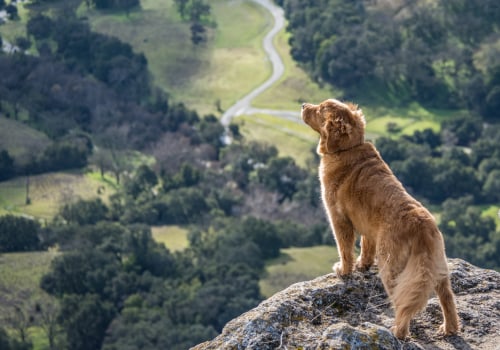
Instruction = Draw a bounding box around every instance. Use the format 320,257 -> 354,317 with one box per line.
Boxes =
442,116 -> 483,146
14,37 -> 31,52
238,217 -> 281,259
59,294 -> 115,350
0,215 -> 40,253
2,290 -> 34,348
34,296 -> 62,350
60,198 -> 108,225
41,249 -> 120,297
0,149 -> 15,181
122,225 -> 177,277
174,0 -> 212,45
125,164 -> 158,199
256,156 -> 306,203
5,4 -> 18,20
116,0 -> 139,16
191,22 -> 206,45
0,327 -> 31,350
482,169 -> 500,202
431,160 -> 481,202
439,196 -> 499,270
27,14 -> 53,40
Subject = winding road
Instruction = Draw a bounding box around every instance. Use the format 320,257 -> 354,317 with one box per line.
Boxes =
220,0 -> 301,130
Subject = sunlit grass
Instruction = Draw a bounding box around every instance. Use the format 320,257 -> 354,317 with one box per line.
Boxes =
0,251 -> 59,349
259,245 -> 338,298
252,28 -> 340,111
481,205 -> 500,230
151,225 -> 190,252
237,113 -> 316,167
88,0 -> 270,117
0,251 -> 57,290
361,102 -> 468,138
0,3 -> 28,43
0,171 -> 117,220
0,116 -> 51,164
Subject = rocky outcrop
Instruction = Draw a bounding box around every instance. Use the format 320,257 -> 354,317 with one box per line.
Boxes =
192,259 -> 499,350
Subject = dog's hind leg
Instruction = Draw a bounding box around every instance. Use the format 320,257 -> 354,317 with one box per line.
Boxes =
435,276 -> 460,335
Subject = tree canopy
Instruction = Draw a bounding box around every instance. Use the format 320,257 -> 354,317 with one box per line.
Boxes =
283,0 -> 500,119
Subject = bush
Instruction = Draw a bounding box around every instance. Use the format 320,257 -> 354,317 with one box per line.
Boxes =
0,215 -> 40,252
60,198 -> 108,225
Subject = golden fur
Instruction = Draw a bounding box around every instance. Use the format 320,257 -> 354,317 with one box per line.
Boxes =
301,99 -> 459,339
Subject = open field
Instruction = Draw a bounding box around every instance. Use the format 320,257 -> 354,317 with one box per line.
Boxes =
237,113 -> 317,167
88,0 -> 270,117
0,251 -> 58,349
0,251 -> 57,293
0,116 -> 51,164
151,225 -> 190,252
259,245 -> 338,298
0,170 -> 117,220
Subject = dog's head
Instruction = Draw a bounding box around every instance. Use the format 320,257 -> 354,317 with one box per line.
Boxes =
301,99 -> 366,155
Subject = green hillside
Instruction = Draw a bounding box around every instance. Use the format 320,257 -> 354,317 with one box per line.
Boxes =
0,171 -> 116,219
0,116 -> 51,165
260,245 -> 338,297
0,1 -> 499,349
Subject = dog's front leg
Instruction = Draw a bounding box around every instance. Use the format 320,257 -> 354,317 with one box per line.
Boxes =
356,236 -> 376,271
330,217 -> 355,276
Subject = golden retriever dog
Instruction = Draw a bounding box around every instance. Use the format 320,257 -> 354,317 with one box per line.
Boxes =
301,99 -> 459,339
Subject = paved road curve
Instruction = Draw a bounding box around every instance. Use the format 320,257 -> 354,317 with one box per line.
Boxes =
220,0 -> 301,131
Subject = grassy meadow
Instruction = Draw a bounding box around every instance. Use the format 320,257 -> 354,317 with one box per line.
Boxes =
0,116 -> 51,165
236,113 -> 317,167
259,245 -> 339,298
87,0 -> 271,117
0,170 -> 117,219
0,251 -> 59,349
151,225 -> 190,252
0,251 -> 57,293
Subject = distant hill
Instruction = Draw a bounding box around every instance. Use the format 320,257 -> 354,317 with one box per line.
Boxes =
283,0 -> 500,119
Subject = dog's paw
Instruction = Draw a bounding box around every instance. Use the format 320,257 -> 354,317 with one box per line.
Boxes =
333,262 -> 352,277
437,323 -> 459,336
355,258 -> 372,272
390,326 -> 409,340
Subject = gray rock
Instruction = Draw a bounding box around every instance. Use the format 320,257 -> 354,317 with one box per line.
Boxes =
192,259 -> 500,350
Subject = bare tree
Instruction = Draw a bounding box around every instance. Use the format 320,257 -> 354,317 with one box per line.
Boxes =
35,296 -> 62,350
151,133 -> 194,174
1,290 -> 33,346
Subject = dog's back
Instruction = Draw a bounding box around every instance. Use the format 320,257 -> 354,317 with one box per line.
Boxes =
320,142 -> 424,236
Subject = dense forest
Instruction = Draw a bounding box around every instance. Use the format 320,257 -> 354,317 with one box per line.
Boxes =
280,0 -> 500,118
0,0 -> 499,349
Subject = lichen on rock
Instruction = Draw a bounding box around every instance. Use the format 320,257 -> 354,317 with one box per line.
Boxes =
191,259 -> 500,350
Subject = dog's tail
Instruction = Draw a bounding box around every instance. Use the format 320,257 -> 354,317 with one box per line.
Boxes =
391,226 -> 449,337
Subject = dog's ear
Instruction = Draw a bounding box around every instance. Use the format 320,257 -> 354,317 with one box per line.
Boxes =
319,109 -> 353,153
349,104 -> 366,128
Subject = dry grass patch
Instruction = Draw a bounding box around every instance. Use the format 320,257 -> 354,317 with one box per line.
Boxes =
260,245 -> 338,298
151,225 -> 190,252
237,113 -> 316,167
0,171 -> 116,220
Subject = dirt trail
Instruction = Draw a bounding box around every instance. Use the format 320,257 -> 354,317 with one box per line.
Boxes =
220,0 -> 301,132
